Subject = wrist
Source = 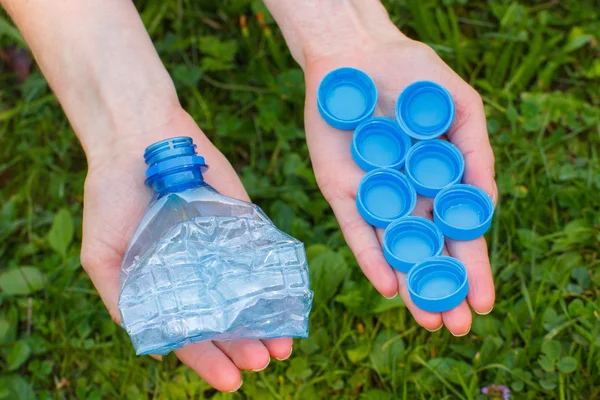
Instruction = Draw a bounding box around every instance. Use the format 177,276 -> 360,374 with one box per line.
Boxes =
83,106 -> 206,170
264,0 -> 406,68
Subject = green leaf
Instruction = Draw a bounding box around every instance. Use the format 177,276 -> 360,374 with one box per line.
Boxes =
542,340 -> 561,361
563,27 -> 593,53
471,315 -> 502,338
0,267 -> 46,296
198,36 -> 237,71
557,356 -> 577,373
538,355 -> 555,372
0,318 -> 10,343
172,65 -> 202,88
476,336 -> 503,366
250,0 -> 275,23
6,341 -> 31,371
584,58 -> 600,79
271,201 -> 294,234
285,357 -> 312,381
0,376 -> 34,400
571,267 -> 589,288
543,308 -> 560,331
372,295 -> 405,314
0,17 -> 26,45
47,208 -> 74,258
363,390 -> 393,400
308,251 -> 348,304
426,357 -> 474,385
201,58 -> 234,72
198,36 -> 238,60
540,378 -> 557,390
335,279 -> 381,317
369,330 -> 404,375
347,343 -> 370,364
305,244 -> 329,262
335,290 -> 364,310
568,299 -> 584,316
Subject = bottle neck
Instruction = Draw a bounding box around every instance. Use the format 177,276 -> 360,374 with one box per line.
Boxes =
149,168 -> 206,195
143,137 -> 209,196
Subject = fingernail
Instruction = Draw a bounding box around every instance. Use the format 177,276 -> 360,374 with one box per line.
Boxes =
149,354 -> 163,361
253,358 -> 270,372
227,380 -> 243,393
384,292 -> 398,300
490,171 -> 498,205
475,305 -> 494,315
425,324 -> 443,333
276,347 -> 293,361
452,325 -> 471,337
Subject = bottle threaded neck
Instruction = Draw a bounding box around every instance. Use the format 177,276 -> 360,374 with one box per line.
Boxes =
144,137 -> 208,194
144,137 -> 197,165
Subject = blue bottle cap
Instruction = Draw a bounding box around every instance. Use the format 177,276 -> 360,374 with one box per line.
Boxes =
405,140 -> 464,197
351,117 -> 412,172
395,81 -> 455,140
407,256 -> 468,313
383,216 -> 444,273
356,169 -> 417,228
317,67 -> 378,130
144,137 -> 208,188
433,184 -> 494,241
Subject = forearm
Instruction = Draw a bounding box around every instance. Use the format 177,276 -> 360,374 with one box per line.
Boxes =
262,0 -> 403,68
1,0 -> 180,161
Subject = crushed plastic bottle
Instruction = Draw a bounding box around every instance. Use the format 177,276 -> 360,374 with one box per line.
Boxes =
118,137 -> 313,355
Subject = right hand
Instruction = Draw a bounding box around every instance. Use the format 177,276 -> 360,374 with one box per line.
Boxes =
301,29 -> 497,336
80,108 -> 293,392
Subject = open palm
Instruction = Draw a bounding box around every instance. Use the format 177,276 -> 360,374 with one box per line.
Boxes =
304,39 -> 497,335
79,110 -> 292,392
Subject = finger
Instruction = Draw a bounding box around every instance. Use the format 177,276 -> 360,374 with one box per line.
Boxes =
81,175 -> 145,325
446,237 -> 495,315
442,300 -> 472,336
175,342 -> 242,392
262,338 -> 293,360
446,95 -> 497,205
80,251 -> 122,324
373,104 -> 385,117
328,190 -> 398,298
375,196 -> 445,331
379,223 -> 444,332
413,196 -> 433,219
396,271 -> 443,331
303,73 -> 398,298
199,140 -> 251,202
214,339 -> 271,371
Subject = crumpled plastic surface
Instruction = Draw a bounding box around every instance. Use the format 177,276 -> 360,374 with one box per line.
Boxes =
118,188 -> 313,355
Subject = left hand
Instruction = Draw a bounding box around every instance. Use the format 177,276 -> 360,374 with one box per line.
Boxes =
302,32 -> 497,336
80,109 -> 293,392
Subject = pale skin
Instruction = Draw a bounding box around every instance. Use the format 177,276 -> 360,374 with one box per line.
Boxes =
2,0 -> 497,392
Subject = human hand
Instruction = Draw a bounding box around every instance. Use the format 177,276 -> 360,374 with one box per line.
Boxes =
80,109 -> 293,392
299,19 -> 497,335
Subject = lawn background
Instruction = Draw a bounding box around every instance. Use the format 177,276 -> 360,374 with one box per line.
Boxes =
1,0 -> 599,399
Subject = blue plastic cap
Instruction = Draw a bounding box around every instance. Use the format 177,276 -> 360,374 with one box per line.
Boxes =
144,137 -> 208,190
396,81 -> 455,140
405,140 -> 464,197
383,216 -> 444,273
351,117 -> 412,172
433,184 -> 494,241
317,67 -> 378,130
356,169 -> 417,228
407,256 -> 468,313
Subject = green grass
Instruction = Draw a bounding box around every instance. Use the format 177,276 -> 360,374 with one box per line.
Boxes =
1,0 -> 599,398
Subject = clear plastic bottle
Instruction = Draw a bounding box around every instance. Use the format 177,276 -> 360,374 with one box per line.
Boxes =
118,137 -> 313,355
